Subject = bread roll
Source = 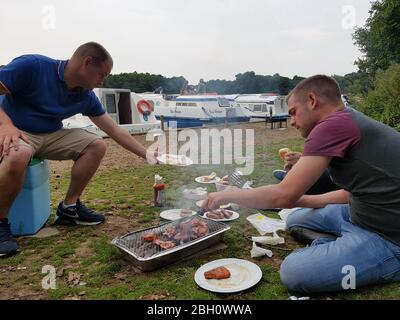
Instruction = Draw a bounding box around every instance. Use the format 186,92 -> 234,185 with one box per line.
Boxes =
279,148 -> 290,160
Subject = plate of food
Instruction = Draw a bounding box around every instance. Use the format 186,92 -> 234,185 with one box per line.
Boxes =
159,209 -> 197,221
195,172 -> 220,184
183,187 -> 208,200
194,258 -> 262,293
157,154 -> 193,166
203,209 -> 239,222
215,175 -> 232,191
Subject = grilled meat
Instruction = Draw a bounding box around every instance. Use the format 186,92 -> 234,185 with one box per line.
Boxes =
174,220 -> 192,243
221,209 -> 233,219
191,218 -> 209,238
143,233 -> 157,242
206,209 -> 233,220
204,266 -> 231,279
143,217 -> 210,250
163,226 -> 177,238
153,239 -> 176,249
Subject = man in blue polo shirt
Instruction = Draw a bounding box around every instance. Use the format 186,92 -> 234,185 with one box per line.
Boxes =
0,42 -> 156,256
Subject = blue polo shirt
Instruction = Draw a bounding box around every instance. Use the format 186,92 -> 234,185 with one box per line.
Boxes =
0,54 -> 105,133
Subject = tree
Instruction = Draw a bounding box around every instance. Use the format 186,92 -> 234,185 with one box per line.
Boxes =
358,63 -> 400,130
235,72 -> 259,93
353,0 -> 400,76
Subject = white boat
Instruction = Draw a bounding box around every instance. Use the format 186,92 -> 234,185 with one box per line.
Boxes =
234,93 -> 289,120
63,88 -> 161,137
141,94 -> 250,128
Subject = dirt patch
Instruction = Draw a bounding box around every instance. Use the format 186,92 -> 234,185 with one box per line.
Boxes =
75,241 -> 92,259
0,260 -> 45,300
98,215 -> 142,237
0,288 -> 43,300
140,291 -> 174,300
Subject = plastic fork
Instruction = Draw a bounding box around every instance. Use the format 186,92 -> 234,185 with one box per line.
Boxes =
228,170 -> 253,189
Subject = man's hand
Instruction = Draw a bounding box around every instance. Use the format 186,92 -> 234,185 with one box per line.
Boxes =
146,148 -> 159,165
201,186 -> 240,211
201,192 -> 229,212
284,151 -> 302,171
0,123 -> 30,156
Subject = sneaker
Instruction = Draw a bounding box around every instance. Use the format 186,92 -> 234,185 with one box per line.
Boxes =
56,199 -> 105,226
288,226 -> 337,246
0,219 -> 19,257
273,169 -> 287,181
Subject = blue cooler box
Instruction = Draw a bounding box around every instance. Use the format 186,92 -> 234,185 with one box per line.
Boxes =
8,159 -> 51,236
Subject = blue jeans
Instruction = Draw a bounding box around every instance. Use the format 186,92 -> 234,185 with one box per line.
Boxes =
280,204 -> 400,294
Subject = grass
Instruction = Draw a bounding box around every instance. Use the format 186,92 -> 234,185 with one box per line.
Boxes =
1,134 -> 399,300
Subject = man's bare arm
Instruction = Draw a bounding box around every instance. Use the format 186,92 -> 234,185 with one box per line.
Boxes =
294,189 -> 350,208
89,113 -> 148,159
202,156 -> 332,211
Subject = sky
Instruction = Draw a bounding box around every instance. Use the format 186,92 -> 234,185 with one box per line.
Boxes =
1,0 -> 372,83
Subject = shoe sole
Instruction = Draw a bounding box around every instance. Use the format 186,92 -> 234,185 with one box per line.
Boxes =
54,216 -> 104,226
0,249 -> 19,258
74,219 -> 104,226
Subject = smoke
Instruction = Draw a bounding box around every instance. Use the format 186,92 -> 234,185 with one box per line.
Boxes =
145,125 -> 255,175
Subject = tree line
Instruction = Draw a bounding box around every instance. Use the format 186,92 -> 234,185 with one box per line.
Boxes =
103,71 -> 311,95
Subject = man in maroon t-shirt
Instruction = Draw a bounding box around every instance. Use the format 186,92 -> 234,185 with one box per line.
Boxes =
202,75 -> 400,294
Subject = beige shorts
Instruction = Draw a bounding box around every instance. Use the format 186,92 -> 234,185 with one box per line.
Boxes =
1,128 -> 102,162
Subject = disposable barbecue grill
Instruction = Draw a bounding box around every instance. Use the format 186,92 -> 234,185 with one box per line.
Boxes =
112,215 -> 231,271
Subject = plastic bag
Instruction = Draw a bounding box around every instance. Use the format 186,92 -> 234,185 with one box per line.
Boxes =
252,232 -> 285,245
251,242 -> 273,258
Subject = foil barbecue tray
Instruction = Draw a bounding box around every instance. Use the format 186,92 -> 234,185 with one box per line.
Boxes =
111,215 -> 231,271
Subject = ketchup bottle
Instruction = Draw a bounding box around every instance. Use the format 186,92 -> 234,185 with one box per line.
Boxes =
153,175 -> 166,207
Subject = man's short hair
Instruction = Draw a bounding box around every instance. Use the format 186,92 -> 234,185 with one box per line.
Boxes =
286,75 -> 342,105
72,42 -> 113,66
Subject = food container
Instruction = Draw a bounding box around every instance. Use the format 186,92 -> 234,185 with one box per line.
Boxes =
112,215 -> 230,271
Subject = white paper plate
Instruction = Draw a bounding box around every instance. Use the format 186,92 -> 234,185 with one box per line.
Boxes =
157,154 -> 193,166
203,210 -> 240,222
194,258 -> 262,293
195,176 -> 221,184
195,200 -> 233,210
159,209 -> 197,221
183,188 -> 208,201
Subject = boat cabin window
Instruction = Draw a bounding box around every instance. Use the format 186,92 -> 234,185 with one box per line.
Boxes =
176,102 -> 197,107
217,97 -> 230,107
105,94 -> 117,113
252,104 -> 267,112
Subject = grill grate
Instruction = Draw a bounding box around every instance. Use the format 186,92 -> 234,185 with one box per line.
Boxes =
112,215 -> 229,260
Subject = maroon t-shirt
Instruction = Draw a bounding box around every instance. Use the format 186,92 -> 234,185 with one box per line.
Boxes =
301,107 -> 400,246
303,110 -> 361,158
